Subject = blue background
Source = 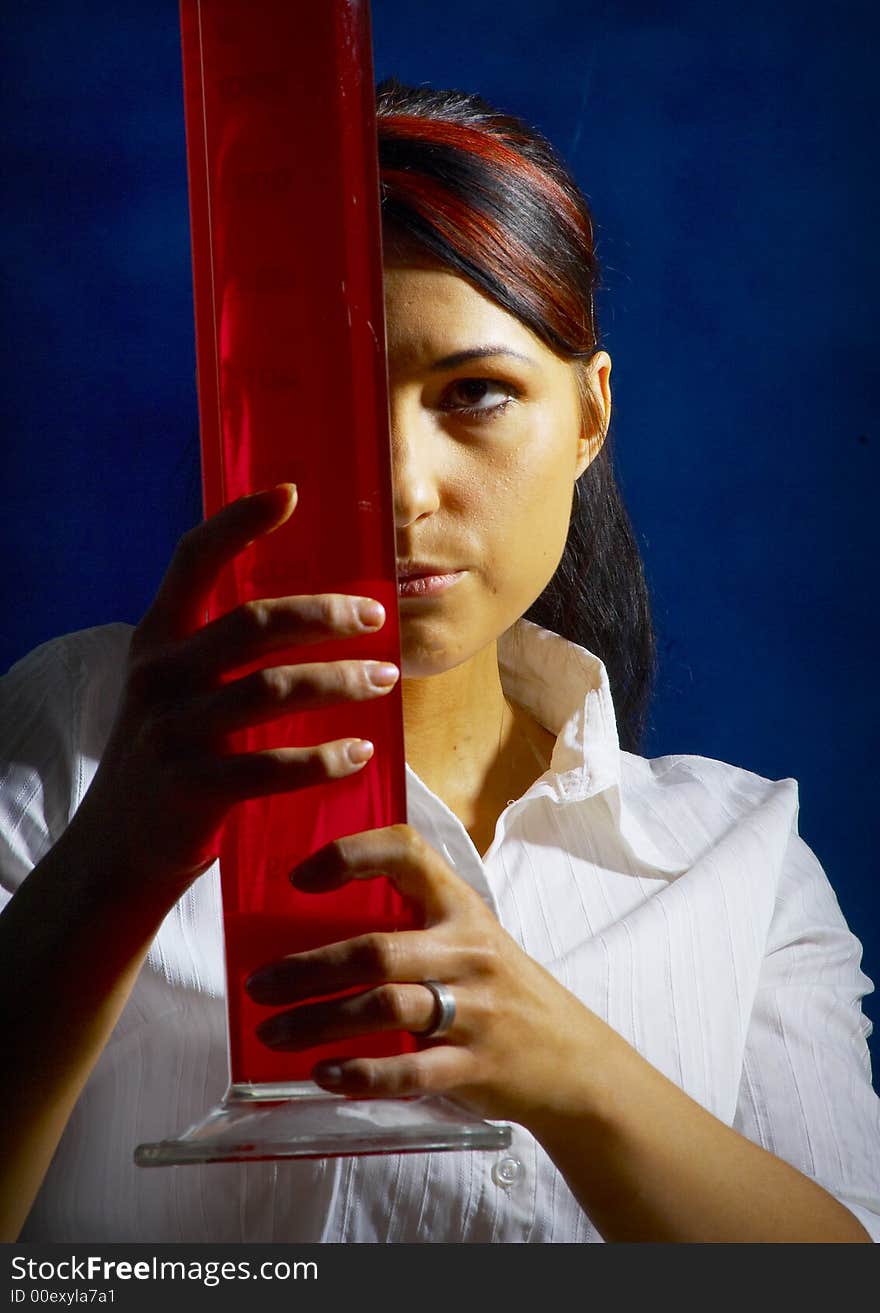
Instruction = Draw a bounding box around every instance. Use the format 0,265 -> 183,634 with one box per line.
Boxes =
2,2 -> 877,1062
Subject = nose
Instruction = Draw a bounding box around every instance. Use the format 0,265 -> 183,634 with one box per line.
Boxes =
389,398 -> 441,531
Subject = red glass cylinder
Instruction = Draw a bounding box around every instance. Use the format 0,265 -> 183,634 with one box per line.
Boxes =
178,0 -> 416,1085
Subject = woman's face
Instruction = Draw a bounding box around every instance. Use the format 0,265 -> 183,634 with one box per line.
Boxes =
384,251 -> 611,679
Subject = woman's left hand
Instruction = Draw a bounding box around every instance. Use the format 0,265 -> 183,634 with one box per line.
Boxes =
244,822 -> 609,1133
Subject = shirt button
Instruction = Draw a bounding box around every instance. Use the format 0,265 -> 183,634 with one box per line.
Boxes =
491,1155 -> 524,1188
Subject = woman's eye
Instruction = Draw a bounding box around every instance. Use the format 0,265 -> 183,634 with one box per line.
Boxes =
440,378 -> 517,418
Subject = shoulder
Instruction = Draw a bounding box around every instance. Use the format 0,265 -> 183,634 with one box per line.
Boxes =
619,751 -> 798,819
2,622 -> 134,699
611,748 -> 871,999
2,621 -> 134,757
615,747 -> 862,960
1,619 -> 134,762
0,624 -> 134,891
611,748 -> 801,879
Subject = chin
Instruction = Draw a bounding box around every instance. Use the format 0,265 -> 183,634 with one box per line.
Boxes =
397,610 -> 527,682
396,622 -> 480,675
399,649 -> 466,681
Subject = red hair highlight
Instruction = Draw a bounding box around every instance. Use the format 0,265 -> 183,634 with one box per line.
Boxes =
379,114 -> 589,240
377,110 -> 598,355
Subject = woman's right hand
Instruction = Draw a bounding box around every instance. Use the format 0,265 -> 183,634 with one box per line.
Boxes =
72,482 -> 397,901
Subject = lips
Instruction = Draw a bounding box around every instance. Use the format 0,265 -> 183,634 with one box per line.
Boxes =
396,570 -> 466,599
396,562 -> 456,580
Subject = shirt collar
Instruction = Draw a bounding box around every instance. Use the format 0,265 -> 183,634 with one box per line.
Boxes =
496,616 -> 621,803
404,617 -> 687,882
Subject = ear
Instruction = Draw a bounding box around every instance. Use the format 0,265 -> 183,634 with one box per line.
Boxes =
575,351 -> 612,479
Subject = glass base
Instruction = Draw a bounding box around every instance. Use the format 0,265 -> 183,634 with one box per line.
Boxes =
134,1081 -> 512,1166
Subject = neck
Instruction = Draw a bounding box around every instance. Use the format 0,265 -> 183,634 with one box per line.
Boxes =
401,640 -> 508,800
401,640 -> 547,808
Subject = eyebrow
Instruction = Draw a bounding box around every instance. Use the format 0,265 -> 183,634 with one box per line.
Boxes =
428,345 -> 537,371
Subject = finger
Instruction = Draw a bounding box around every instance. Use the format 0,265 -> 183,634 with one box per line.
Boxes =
162,591 -> 388,689
289,824 -> 474,923
255,982 -> 446,1050
125,593 -> 389,711
310,1045 -> 467,1099
140,483 -> 298,642
246,928 -> 458,1004
167,658 -> 398,740
210,736 -> 376,801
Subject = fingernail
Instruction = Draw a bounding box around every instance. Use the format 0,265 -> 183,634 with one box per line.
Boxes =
358,599 -> 385,629
314,1063 -> 344,1087
347,740 -> 374,765
256,1015 -> 290,1046
264,483 -> 297,535
245,967 -> 275,997
367,663 -> 399,689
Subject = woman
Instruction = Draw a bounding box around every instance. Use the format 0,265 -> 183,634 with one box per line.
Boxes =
1,79 -> 878,1243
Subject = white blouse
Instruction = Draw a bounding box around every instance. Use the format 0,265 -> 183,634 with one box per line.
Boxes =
1,619 -> 879,1243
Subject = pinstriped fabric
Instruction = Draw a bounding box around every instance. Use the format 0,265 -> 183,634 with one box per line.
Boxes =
2,620 -> 879,1242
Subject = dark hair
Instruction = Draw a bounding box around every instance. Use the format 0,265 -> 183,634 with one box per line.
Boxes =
376,78 -> 655,752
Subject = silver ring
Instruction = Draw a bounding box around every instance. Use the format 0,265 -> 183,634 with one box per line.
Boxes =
419,979 -> 456,1038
